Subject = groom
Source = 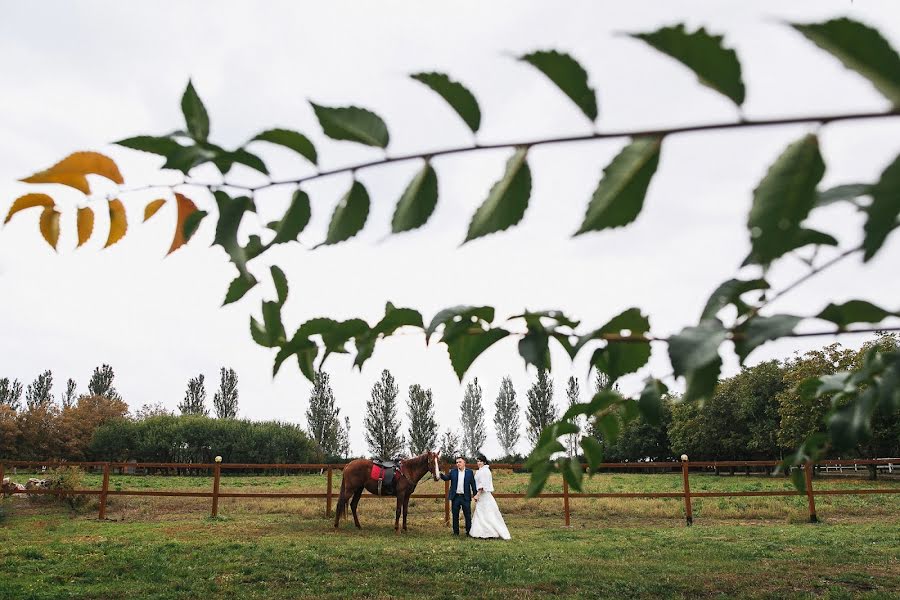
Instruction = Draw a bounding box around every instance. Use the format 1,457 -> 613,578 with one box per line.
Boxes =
440,456 -> 477,536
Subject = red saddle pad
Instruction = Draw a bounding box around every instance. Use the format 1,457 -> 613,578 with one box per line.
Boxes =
370,464 -> 384,480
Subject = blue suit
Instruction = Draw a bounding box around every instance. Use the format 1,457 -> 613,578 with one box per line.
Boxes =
440,468 -> 477,535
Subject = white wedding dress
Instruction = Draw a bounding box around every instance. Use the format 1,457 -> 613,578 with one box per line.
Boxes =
469,465 -> 511,540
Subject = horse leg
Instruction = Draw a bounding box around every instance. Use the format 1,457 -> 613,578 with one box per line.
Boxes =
350,488 -> 363,529
394,496 -> 402,533
402,493 -> 409,532
333,483 -> 347,529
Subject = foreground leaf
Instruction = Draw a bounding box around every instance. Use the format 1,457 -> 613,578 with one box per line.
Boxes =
392,162 -> 439,234
310,103 -> 389,148
181,80 -> 210,141
465,147 -> 531,242
792,18 -> 900,107
425,305 -> 495,342
224,272 -> 258,306
668,319 -> 727,378
4,194 -> 55,223
252,129 -> 317,164
354,303 -> 424,369
320,181 -> 370,246
575,137 -> 662,234
863,153 -> 900,261
746,134 -> 824,265
734,314 -> 802,362
817,300 -> 894,328
143,199 -> 166,222
519,50 -> 598,121
117,135 -> 183,157
631,24 -> 745,106
21,152 -> 123,194
104,199 -> 127,248
700,278 -> 769,321
815,183 -> 871,208
411,72 -> 481,133
76,207 -> 94,248
39,207 -> 60,250
168,193 -> 199,254
582,308 -> 652,383
270,189 -> 312,245
271,266 -> 289,307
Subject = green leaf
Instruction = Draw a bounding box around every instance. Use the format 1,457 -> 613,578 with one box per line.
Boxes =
583,308 -> 651,383
181,80 -> 210,142
273,337 -> 318,381
271,266 -> 288,307
223,272 -> 258,306
426,306 -> 495,342
563,391 -> 621,421
518,331 -> 550,372
701,278 -> 769,321
580,436 -> 604,471
182,210 -> 207,243
791,18 -> 900,107
638,378 -> 668,425
525,461 -> 551,498
228,149 -> 268,175
213,192 -> 254,278
575,137 -> 662,234
270,189 -> 312,245
816,183 -> 871,208
863,153 -> 900,261
684,357 -> 722,404
354,303 -> 424,369
410,72 -> 481,133
631,24 -> 745,106
163,145 -> 216,173
560,457 -> 584,492
392,162 -> 439,234
519,50 -> 598,121
734,314 -> 801,363
746,134 -> 825,265
320,181 -> 370,246
464,147 -> 531,242
116,136 -> 183,157
310,103 -> 389,148
817,300 -> 894,328
261,301 -> 286,346
250,316 -> 269,347
446,329 -> 509,380
668,319 -> 727,378
252,129 -> 317,164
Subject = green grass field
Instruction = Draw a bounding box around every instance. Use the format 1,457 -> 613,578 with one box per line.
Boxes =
1,471 -> 898,598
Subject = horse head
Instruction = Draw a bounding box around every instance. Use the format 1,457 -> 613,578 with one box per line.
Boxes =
427,450 -> 441,481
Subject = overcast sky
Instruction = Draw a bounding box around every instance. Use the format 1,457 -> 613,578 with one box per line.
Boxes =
1,1 -> 899,458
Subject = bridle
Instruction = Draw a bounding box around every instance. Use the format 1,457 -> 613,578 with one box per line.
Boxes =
398,453 -> 440,486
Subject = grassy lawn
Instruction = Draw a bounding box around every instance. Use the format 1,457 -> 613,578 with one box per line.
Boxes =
1,472 -> 898,598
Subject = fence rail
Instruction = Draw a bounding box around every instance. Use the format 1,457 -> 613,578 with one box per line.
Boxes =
2,458 -> 898,527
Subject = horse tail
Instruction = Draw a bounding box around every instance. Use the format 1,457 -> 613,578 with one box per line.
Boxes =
334,475 -> 347,527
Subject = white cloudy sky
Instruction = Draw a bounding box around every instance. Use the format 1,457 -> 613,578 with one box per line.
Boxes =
1,1 -> 899,458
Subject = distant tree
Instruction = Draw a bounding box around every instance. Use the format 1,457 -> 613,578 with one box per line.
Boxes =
213,367 -> 239,419
25,370 -> 54,409
56,394 -> 129,460
135,402 -> 173,419
526,369 -> 556,447
0,378 -> 24,411
460,378 -> 487,458
493,376 -> 520,457
565,376 -> 582,457
178,374 -> 208,416
364,369 -> 405,458
606,396 -> 674,462
338,416 -> 352,459
407,384 -> 438,455
88,364 -> 122,401
306,371 -> 342,456
0,405 -> 20,457
61,378 -> 78,409
438,429 -> 462,461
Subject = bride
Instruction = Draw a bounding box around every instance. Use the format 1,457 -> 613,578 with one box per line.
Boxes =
469,455 -> 511,540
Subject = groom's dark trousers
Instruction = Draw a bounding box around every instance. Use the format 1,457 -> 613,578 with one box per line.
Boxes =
440,468 -> 477,535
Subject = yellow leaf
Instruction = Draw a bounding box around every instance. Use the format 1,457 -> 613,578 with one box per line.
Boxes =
39,207 -> 61,250
4,193 -> 55,223
143,198 -> 166,222
104,199 -> 127,248
168,193 -> 198,255
21,152 -> 124,194
76,207 -> 94,248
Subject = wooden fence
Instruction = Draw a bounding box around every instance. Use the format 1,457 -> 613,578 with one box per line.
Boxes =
2,458 -> 898,527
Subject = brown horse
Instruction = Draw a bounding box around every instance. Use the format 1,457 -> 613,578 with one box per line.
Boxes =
334,450 -> 441,532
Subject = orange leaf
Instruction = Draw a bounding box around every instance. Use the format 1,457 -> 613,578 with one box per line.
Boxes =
143,198 -> 166,222
104,199 -> 127,248
4,193 -> 55,223
168,193 -> 198,254
39,207 -> 61,250
21,152 -> 124,194
76,207 -> 94,248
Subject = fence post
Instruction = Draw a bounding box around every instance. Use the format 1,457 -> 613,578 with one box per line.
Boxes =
98,463 -> 110,520
562,474 -> 571,527
444,479 -> 450,527
326,466 -> 333,518
211,461 -> 221,518
681,455 -> 693,526
804,460 -> 818,523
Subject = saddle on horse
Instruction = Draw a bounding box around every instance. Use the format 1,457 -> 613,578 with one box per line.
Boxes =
370,458 -> 402,495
